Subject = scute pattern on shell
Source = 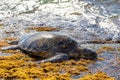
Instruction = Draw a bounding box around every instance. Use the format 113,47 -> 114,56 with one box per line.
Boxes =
18,32 -> 76,57
18,33 -> 56,52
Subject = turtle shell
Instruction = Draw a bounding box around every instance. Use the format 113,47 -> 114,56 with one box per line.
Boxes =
18,32 -> 78,58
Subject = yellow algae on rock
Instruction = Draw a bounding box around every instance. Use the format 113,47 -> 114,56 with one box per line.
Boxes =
0,60 -> 26,69
0,39 -> 109,80
96,46 -> 115,53
41,73 -> 71,80
0,52 -> 93,80
42,76 -> 71,80
0,40 -> 10,47
12,67 -> 44,79
76,59 -> 93,66
101,46 -> 115,51
2,50 -> 21,54
25,26 -> 59,32
61,60 -> 77,65
98,58 -> 104,61
79,71 -> 115,80
4,37 -> 18,41
0,51 -> 115,80
0,39 -> 94,79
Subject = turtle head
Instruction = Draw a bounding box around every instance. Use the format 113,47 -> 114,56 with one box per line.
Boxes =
55,37 -> 82,59
77,47 -> 97,60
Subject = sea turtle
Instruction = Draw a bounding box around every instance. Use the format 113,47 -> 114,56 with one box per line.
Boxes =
1,32 -> 97,63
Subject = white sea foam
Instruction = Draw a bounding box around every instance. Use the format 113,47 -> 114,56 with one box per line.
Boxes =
0,0 -> 119,41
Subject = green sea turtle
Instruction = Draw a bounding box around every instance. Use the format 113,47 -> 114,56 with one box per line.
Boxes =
1,32 -> 97,63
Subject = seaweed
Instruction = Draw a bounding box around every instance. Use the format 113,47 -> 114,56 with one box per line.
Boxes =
79,71 -> 115,80
25,26 -> 59,32
96,46 -> 115,53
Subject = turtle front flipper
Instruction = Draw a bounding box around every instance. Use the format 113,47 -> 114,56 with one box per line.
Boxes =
1,45 -> 19,50
36,53 -> 69,63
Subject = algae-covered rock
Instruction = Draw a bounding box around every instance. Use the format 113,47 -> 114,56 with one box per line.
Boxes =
79,71 -> 115,80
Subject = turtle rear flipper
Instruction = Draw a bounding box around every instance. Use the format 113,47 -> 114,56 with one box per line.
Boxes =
36,53 -> 69,63
1,45 -> 19,50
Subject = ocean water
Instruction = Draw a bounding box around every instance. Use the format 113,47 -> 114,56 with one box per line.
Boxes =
0,0 -> 120,41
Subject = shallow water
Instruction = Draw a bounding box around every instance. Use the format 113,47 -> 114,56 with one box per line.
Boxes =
81,43 -> 120,79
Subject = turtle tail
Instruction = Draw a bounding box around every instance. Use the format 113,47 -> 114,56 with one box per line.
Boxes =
1,45 -> 19,51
